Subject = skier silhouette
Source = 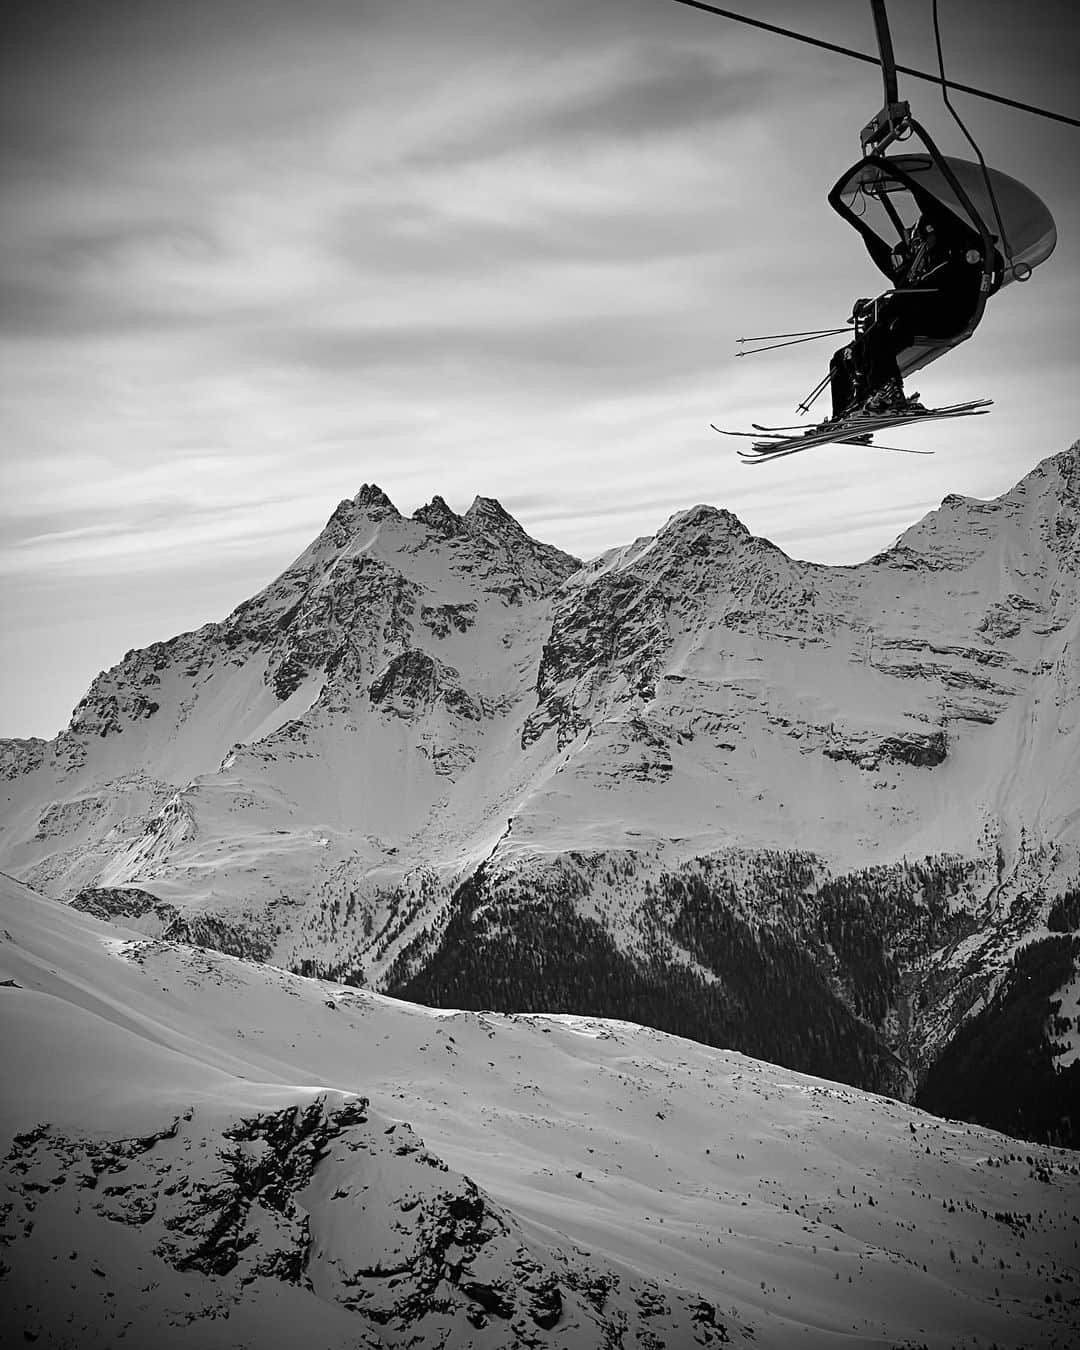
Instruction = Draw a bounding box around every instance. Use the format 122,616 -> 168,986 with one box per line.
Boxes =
828,203 -> 986,420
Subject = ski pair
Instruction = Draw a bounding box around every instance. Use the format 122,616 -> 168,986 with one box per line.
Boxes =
712,399 -> 992,463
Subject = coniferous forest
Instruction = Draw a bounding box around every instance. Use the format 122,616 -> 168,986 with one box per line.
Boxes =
388,861 -> 1080,1146
917,930 -> 1080,1148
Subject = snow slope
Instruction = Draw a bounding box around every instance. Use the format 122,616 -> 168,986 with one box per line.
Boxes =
2,871 -> 1078,1348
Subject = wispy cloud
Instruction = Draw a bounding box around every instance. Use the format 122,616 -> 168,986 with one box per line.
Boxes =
0,499 -> 328,575
399,44 -> 775,169
1,0 -> 1077,735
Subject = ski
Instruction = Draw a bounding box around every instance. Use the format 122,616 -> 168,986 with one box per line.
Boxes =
737,411 -> 980,459
735,425 -> 903,461
737,440 -> 933,463
715,426 -> 794,439
744,398 -> 992,434
713,399 -> 992,463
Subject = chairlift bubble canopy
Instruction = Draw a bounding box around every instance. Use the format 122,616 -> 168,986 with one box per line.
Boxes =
828,149 -> 1056,377
830,152 -> 1057,288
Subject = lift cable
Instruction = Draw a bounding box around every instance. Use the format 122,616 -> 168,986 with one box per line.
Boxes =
672,0 -> 1080,131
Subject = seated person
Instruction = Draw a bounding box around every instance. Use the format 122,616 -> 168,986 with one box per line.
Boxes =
828,204 -> 986,419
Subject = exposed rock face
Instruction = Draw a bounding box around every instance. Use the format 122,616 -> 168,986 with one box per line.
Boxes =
0,738 -> 47,781
2,449 -> 1080,1130
369,650 -> 481,725
1,1092 -> 729,1348
70,885 -> 169,921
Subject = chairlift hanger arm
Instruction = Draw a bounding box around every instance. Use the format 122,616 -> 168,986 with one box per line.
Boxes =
861,0 -> 908,151
869,0 -> 897,107
671,0 -> 1080,131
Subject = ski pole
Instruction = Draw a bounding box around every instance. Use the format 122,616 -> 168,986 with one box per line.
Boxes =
736,330 -> 851,356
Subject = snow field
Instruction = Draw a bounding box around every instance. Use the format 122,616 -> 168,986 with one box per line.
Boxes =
2,872 -> 1078,1347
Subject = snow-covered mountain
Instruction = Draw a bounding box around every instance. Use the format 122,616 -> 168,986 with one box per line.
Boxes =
3,448 -> 1080,1135
3,871 -> 1077,1348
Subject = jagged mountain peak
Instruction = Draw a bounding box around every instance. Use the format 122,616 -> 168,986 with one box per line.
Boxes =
451,494 -> 582,584
412,494 -> 464,535
352,483 -> 400,518
462,493 -> 523,534
582,502 -> 782,591
666,502 -> 748,532
313,485 -> 401,552
578,504 -> 761,585
654,502 -> 760,556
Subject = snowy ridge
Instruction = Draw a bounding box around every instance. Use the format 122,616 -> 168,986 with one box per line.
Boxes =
1,447 -> 1080,1111
2,872 -> 1078,1348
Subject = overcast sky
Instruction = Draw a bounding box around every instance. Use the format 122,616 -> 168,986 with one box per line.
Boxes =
2,0 -> 1078,737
